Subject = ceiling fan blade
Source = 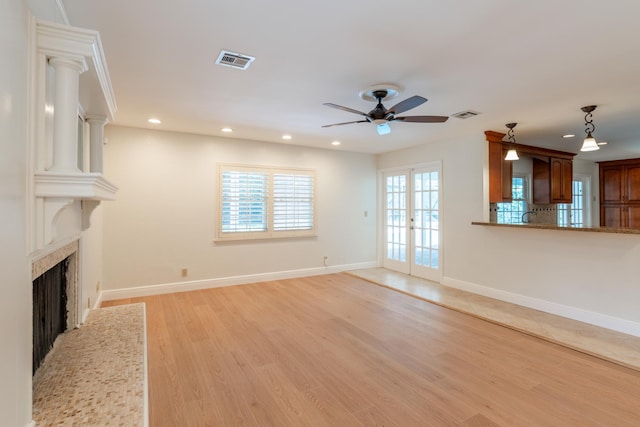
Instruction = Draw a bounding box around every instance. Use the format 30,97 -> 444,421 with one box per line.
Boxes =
394,115 -> 449,123
388,95 -> 427,115
323,103 -> 368,117
322,120 -> 369,128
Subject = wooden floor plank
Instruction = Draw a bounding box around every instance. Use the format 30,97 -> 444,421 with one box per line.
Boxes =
103,273 -> 640,426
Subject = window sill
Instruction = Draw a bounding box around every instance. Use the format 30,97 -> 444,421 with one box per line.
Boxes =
213,232 -> 318,243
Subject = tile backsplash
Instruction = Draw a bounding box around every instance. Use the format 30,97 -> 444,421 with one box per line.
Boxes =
490,203 -> 558,225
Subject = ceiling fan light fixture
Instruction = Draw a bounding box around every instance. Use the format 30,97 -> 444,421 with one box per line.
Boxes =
377,123 -> 391,135
580,105 -> 600,152
321,86 -> 448,134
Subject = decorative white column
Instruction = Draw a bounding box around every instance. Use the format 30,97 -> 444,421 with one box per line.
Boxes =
86,115 -> 107,173
33,20 -> 119,249
48,57 -> 84,172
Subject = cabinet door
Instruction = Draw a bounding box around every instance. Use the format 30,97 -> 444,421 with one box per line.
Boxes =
600,166 -> 624,203
626,165 -> 640,203
532,158 -> 550,204
627,206 -> 640,229
601,205 -> 625,228
561,159 -> 573,202
488,141 -> 512,203
550,158 -> 572,203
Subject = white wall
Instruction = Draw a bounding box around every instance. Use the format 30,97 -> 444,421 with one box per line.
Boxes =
102,125 -> 377,292
378,134 -> 640,334
0,1 -> 32,425
82,204 -> 104,311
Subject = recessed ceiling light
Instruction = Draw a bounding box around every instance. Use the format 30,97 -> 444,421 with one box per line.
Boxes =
282,134 -> 292,140
331,141 -> 341,146
562,134 -> 575,138
221,127 -> 233,133
597,141 -> 608,146
148,118 -> 161,124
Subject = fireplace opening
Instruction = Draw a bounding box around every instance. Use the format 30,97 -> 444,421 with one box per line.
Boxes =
33,257 -> 69,375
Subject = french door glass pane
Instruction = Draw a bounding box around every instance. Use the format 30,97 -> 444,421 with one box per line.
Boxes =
386,174 -> 407,262
414,171 -> 439,269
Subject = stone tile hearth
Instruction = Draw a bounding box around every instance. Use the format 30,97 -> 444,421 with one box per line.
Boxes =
32,303 -> 147,426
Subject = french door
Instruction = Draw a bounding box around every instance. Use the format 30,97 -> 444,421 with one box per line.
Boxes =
382,163 -> 442,281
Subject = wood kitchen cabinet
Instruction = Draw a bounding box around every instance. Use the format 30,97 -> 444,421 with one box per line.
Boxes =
550,157 -> 573,203
599,158 -> 640,228
532,157 -> 573,204
486,131 -> 512,203
485,130 -> 575,205
601,205 -> 640,229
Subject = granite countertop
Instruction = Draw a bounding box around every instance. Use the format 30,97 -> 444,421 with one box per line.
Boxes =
472,221 -> 640,235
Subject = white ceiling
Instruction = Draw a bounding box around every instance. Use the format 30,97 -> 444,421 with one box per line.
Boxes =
62,0 -> 640,161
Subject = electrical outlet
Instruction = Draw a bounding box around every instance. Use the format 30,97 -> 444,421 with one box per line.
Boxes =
181,268 -> 188,277
323,256 -> 328,267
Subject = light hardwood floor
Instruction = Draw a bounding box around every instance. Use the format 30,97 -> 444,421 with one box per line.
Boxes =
103,273 -> 640,426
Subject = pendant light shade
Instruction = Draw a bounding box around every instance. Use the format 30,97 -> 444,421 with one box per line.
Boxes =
580,106 -> 600,152
580,132 -> 599,151
504,122 -> 519,161
505,148 -> 519,160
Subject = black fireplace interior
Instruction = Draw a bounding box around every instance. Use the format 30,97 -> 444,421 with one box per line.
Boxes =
33,257 -> 68,375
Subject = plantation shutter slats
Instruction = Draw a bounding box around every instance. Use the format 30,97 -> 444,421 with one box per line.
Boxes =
273,174 -> 314,231
221,171 -> 268,232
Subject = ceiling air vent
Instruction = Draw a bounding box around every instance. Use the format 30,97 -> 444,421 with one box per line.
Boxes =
215,50 -> 255,70
451,110 -> 481,119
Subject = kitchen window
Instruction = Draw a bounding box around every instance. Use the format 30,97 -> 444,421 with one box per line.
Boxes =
216,164 -> 315,241
497,174 -> 528,224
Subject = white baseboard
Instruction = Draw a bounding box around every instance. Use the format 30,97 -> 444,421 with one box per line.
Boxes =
101,261 -> 377,301
26,421 -> 35,427
442,276 -> 640,338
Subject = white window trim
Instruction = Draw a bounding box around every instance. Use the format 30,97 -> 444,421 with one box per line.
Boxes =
215,163 -> 317,242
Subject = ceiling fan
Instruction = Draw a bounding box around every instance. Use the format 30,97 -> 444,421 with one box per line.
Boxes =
322,88 -> 448,135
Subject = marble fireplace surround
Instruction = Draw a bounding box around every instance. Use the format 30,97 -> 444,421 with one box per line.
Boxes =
32,239 -> 79,330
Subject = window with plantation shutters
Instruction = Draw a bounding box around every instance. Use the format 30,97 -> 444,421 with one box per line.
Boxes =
220,170 -> 268,233
217,164 -> 316,240
273,173 -> 314,231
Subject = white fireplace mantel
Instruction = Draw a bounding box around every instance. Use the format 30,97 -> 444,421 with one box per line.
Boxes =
35,172 -> 118,200
34,19 -> 118,247
37,20 -> 117,122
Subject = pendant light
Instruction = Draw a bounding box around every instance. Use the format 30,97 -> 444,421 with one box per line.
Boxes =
504,122 -> 519,161
580,105 -> 600,152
